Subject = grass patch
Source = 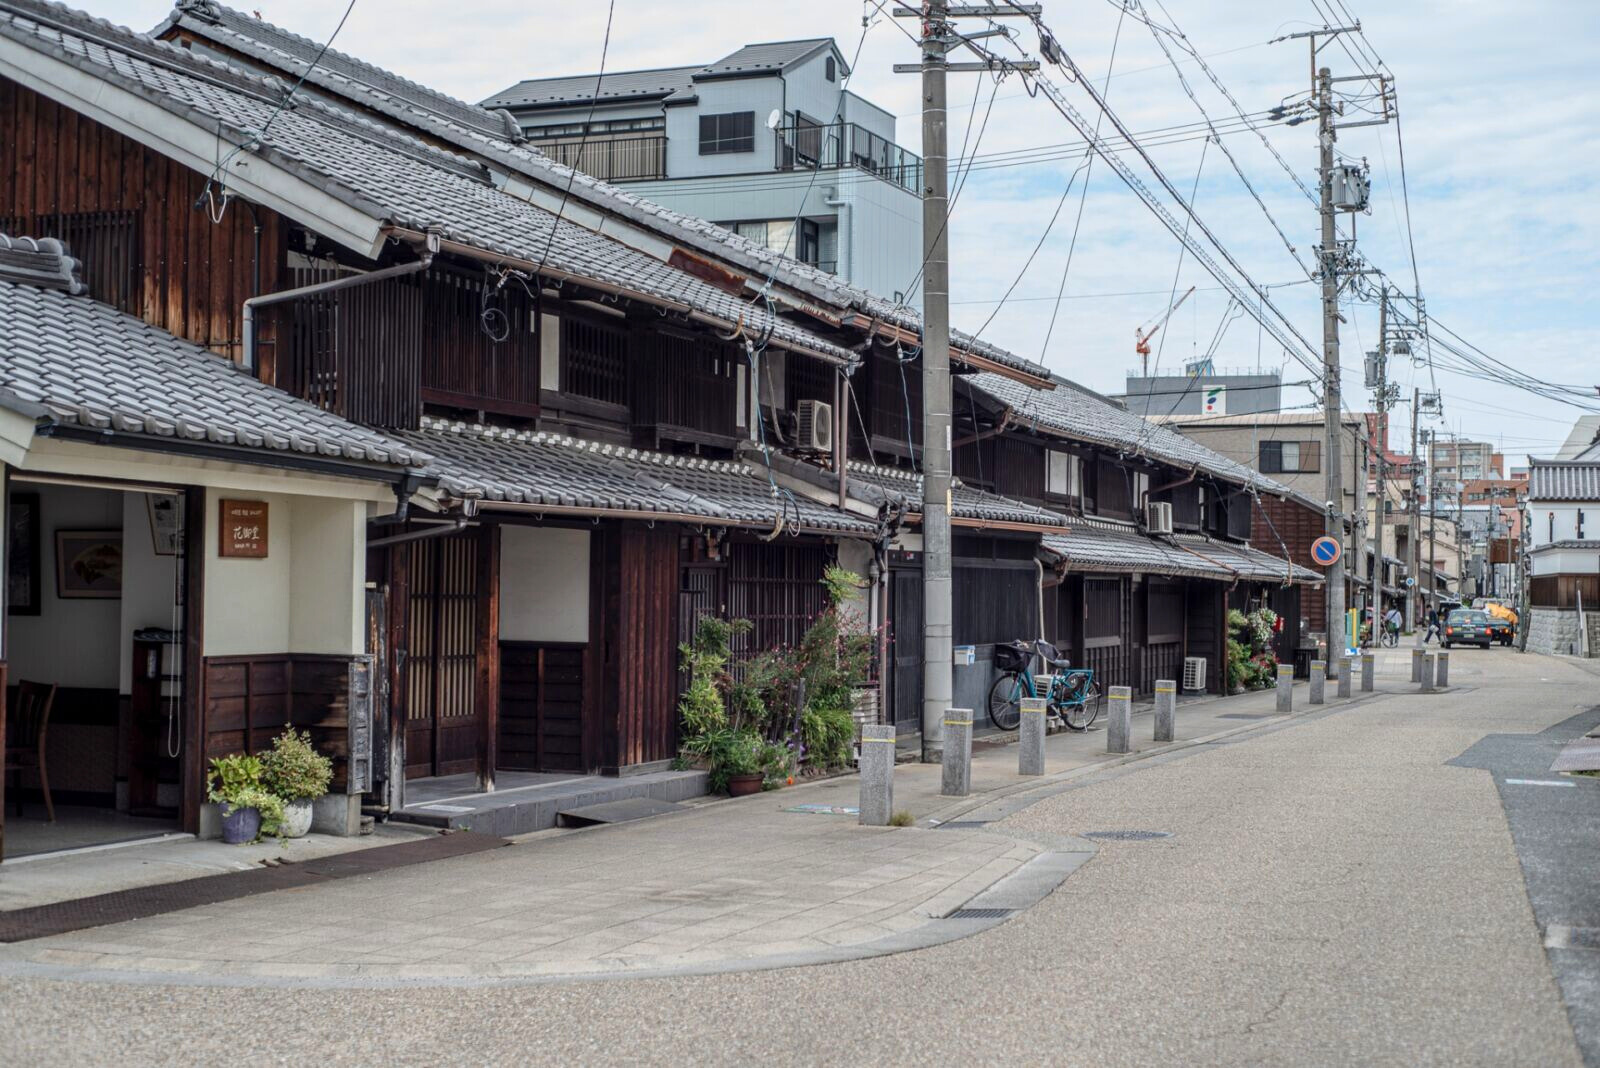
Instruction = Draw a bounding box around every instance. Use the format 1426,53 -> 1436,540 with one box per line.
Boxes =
888,810 -> 916,827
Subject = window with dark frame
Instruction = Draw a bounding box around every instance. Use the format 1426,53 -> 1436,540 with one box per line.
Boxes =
699,111 -> 755,154
825,56 -> 836,81
1259,439 -> 1321,474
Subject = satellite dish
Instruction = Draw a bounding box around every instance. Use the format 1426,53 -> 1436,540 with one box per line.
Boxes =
766,109 -> 783,130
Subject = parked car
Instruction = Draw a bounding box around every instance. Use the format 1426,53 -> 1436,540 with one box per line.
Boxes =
1484,615 -> 1515,646
1442,609 -> 1494,649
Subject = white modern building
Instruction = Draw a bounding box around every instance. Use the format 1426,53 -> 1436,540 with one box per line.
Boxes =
1525,459 -> 1600,656
482,39 -> 922,298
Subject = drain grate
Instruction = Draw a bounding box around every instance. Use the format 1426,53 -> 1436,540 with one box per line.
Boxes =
1082,830 -> 1173,841
936,820 -> 992,831
945,907 -> 1016,920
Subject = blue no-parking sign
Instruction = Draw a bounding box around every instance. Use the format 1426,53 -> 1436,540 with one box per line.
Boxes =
1310,536 -> 1342,567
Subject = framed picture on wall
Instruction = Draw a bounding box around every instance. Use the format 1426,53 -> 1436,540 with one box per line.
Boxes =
7,491 -> 41,616
56,529 -> 123,599
145,493 -> 184,556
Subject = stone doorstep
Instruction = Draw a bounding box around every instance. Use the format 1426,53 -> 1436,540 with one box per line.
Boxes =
389,770 -> 710,837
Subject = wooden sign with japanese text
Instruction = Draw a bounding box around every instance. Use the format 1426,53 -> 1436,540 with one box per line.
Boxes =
219,499 -> 269,558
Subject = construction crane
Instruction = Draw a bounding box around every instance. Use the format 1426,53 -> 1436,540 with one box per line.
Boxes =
1135,285 -> 1196,375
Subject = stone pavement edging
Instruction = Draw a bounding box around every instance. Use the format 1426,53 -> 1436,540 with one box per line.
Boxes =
0,688 -> 1383,991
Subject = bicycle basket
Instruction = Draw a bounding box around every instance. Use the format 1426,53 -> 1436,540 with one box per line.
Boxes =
993,642 -> 1030,673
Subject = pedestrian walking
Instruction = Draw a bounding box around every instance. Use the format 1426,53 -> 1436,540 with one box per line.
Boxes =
1424,607 -> 1441,645
1383,606 -> 1402,647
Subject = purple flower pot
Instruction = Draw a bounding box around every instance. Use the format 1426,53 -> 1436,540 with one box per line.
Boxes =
220,805 -> 262,844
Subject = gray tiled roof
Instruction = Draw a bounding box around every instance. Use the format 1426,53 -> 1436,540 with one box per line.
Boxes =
1531,539 -> 1600,553
396,419 -> 878,536
968,371 -> 1297,496
2,1 -> 855,365
843,460 -> 1071,529
0,241 -> 427,467
1041,521 -> 1233,579
152,3 -> 1051,381
481,66 -> 700,110
1171,535 -> 1323,585
698,40 -> 836,79
1529,460 -> 1600,502
0,234 -> 84,293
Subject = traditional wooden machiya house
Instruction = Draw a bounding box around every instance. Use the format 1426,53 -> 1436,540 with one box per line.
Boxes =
0,0 -> 1067,836
0,233 -> 428,860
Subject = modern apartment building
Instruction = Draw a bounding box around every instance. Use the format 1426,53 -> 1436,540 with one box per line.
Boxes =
483,39 -> 922,298
1430,438 -> 1500,484
1121,366 -> 1283,418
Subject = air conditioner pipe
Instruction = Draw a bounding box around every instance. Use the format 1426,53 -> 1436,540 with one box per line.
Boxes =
1143,465 -> 1200,528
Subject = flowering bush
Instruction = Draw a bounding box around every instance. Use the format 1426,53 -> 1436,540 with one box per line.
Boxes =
1227,607 -> 1282,692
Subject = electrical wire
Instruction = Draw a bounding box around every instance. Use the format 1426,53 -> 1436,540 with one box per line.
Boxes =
535,0 -> 616,273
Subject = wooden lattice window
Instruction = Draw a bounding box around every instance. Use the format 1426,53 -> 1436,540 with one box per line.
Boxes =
29,210 -> 141,313
562,315 -> 629,409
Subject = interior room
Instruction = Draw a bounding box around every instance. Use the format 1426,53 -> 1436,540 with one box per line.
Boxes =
4,479 -> 186,859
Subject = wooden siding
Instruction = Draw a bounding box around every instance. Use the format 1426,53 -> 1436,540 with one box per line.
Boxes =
865,347 -> 922,460
1531,574 -> 1600,609
1184,579 -> 1226,695
599,525 -> 680,769
994,437 -> 1046,501
201,654 -> 366,791
1096,459 -> 1134,520
633,330 -> 738,448
1255,493 -> 1326,628
403,532 -> 481,778
1082,576 -> 1132,691
419,266 -> 540,417
1,78 -> 285,362
954,561 -> 1038,647
726,541 -> 830,658
499,642 -> 586,772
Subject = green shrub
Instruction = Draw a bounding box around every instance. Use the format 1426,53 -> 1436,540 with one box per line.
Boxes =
888,810 -> 915,828
801,706 -> 855,771
260,729 -> 333,802
206,754 -> 286,840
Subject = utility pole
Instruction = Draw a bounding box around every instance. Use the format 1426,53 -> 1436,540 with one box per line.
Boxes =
897,2 -> 1037,761
1408,388 -> 1422,635
1367,290 -> 1390,631
1315,65 -> 1348,657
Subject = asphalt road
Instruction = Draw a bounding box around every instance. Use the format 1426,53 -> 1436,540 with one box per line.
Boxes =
2,646 -> 1592,1066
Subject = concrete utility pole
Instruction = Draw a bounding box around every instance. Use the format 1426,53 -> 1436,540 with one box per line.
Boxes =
1409,389 -> 1422,633
898,1 -> 1038,760
1369,291 -> 1390,627
1316,65 -> 1348,656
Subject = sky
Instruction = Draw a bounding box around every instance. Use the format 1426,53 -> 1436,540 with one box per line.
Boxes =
90,0 -> 1600,472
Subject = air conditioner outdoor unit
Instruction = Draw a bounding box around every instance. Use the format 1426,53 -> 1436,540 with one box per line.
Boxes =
1146,501 -> 1174,535
1182,656 -> 1207,694
795,399 -> 834,453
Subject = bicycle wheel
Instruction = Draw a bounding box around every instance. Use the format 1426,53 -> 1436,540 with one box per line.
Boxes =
987,673 -> 1024,731
1063,681 -> 1101,730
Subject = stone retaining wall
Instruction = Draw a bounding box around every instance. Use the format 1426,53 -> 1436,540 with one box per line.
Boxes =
1526,608 -> 1600,658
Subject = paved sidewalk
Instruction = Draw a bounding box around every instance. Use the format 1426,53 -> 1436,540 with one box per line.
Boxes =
0,678 -> 1321,986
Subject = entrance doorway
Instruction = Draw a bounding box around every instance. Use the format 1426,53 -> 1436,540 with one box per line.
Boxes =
3,479 -> 189,860
402,530 -> 481,779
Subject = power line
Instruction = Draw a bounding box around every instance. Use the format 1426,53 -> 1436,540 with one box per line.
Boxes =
536,0 -> 616,272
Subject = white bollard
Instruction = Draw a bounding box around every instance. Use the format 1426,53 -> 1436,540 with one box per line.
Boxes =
858,724 -> 895,826
1153,679 -> 1176,743
1106,686 -> 1132,754
940,710 -> 972,796
1019,697 -> 1046,776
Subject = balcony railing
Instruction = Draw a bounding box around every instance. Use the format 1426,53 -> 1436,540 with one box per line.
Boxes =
530,134 -> 668,182
774,122 -> 923,196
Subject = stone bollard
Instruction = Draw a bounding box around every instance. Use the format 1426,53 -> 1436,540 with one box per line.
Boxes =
1338,656 -> 1352,698
1019,697 -> 1047,776
1420,653 -> 1436,693
1276,664 -> 1294,713
1106,686 -> 1132,755
858,724 -> 895,826
1360,651 -> 1375,692
940,710 -> 973,797
1153,679 -> 1177,743
1436,651 -> 1450,689
1411,646 -> 1424,683
1309,660 -> 1326,705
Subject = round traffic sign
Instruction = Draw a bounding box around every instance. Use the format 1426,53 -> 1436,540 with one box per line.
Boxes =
1310,536 -> 1342,567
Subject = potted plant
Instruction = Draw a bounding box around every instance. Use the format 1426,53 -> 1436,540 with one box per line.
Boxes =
260,728 -> 333,838
207,754 -> 285,844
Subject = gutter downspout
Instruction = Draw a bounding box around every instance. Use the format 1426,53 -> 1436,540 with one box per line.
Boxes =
242,240 -> 438,376
824,187 -> 851,282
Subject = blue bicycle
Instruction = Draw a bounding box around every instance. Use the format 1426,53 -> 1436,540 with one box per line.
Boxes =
988,639 -> 1102,732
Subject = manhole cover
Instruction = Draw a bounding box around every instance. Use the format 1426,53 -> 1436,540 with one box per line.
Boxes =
1081,830 -> 1173,841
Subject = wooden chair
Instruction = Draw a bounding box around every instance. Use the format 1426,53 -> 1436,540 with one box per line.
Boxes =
4,681 -> 57,822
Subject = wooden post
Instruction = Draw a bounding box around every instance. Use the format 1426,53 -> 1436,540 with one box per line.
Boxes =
385,544 -> 409,811
181,486 -> 207,834
475,523 -> 501,793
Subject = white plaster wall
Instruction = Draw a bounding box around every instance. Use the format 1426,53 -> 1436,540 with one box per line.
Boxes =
7,483 -> 122,688
118,491 -> 180,694
1529,503 -> 1598,548
500,525 -> 590,643
203,488 -> 292,656
288,496 -> 365,656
